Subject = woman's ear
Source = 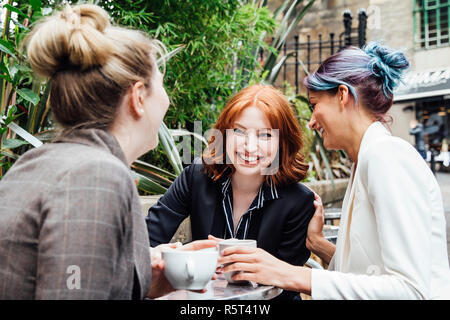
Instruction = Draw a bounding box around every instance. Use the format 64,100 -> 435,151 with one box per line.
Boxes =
129,81 -> 146,119
337,85 -> 350,110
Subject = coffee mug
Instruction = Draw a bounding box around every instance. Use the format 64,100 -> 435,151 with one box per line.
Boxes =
218,239 -> 257,284
161,247 -> 218,290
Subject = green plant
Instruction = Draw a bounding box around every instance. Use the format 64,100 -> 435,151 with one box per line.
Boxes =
0,1 -> 174,195
0,0 -> 215,193
97,0 -> 278,185
260,0 -> 316,85
0,0 -> 52,179
1,0 -> 338,195
258,0 -> 352,183
107,0 -> 276,130
105,0 -> 326,190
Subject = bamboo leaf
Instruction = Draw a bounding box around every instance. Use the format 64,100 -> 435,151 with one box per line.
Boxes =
0,150 -> 18,159
28,0 -> 42,11
133,159 -> 177,179
4,4 -> 28,19
17,88 -> 39,106
14,64 -> 32,73
157,45 -> 186,67
6,122 -> 43,148
272,0 -> 298,49
281,0 -> 315,47
158,122 -> 183,175
263,0 -> 315,73
25,81 -> 45,134
0,61 -> 11,82
296,56 -> 310,76
131,171 -> 168,194
131,161 -> 174,188
267,51 -> 295,83
34,130 -> 55,142
0,74 -> 11,82
1,138 -> 29,149
169,128 -> 208,145
273,0 -> 291,20
0,39 -> 17,59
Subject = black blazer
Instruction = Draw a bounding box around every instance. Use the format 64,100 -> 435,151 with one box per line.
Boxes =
146,160 -> 315,299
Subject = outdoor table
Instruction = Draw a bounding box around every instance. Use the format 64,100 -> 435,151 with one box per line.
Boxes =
155,274 -> 282,300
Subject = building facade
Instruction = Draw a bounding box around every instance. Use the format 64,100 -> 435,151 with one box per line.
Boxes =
273,0 -> 450,154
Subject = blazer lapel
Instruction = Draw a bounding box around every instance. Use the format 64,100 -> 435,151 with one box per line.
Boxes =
332,122 -> 390,272
131,193 -> 151,299
333,162 -> 358,272
192,182 -> 223,240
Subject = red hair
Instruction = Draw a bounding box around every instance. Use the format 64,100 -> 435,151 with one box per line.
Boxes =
202,84 -> 309,187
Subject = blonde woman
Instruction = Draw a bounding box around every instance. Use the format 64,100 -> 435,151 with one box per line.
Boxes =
0,4 -> 215,300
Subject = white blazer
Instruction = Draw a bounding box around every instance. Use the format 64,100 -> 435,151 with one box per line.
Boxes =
311,122 -> 450,299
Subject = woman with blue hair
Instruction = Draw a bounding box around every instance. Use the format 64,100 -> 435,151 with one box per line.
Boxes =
218,42 -> 450,299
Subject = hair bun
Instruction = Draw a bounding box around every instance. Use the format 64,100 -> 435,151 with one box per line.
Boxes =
364,41 -> 409,97
26,4 -> 115,77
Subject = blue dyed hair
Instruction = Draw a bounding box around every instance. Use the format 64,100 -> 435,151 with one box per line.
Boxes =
303,41 -> 409,120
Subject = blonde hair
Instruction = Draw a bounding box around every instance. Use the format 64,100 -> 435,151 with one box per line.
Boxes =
25,4 -> 167,130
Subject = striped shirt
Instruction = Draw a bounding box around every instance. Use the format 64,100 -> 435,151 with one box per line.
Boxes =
221,177 -> 280,239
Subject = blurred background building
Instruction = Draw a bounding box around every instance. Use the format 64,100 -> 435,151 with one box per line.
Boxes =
270,0 -> 450,165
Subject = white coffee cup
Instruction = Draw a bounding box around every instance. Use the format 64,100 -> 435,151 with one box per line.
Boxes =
218,239 -> 257,284
161,247 -> 218,290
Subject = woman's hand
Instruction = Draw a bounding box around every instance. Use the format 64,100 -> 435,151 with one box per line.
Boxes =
151,242 -> 183,263
306,192 -> 325,252
146,242 -> 182,299
207,235 -> 226,275
305,192 -> 336,264
146,239 -> 219,298
217,246 -> 310,293
207,234 -> 224,244
179,239 -> 219,251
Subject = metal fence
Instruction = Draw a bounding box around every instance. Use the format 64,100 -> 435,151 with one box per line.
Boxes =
280,9 -> 368,94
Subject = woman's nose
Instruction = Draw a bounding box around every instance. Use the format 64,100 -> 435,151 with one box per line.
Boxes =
245,134 -> 258,153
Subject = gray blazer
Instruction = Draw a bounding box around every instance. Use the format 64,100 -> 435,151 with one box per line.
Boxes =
0,129 -> 151,299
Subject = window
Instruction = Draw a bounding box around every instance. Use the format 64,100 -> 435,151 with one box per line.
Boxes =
414,0 -> 450,49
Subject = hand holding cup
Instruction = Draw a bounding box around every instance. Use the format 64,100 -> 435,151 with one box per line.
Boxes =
218,239 -> 257,284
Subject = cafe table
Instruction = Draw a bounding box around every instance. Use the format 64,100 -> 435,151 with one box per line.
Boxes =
154,274 -> 283,300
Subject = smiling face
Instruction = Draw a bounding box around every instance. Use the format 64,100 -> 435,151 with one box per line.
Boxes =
225,106 -> 279,178
308,90 -> 347,151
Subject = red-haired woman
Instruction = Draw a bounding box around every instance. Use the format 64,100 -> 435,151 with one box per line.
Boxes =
146,84 -> 317,300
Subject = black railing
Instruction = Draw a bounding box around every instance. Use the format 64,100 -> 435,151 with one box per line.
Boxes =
278,9 -> 368,94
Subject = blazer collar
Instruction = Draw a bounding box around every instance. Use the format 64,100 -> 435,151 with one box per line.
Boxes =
358,121 -> 391,162
53,128 -> 128,166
